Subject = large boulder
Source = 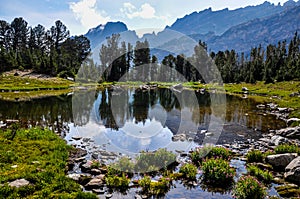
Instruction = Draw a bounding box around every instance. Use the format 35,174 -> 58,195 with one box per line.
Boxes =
266,153 -> 298,169
276,126 -> 300,139
285,156 -> 300,185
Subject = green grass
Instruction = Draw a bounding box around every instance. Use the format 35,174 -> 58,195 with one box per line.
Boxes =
0,74 -> 72,91
224,81 -> 300,118
274,144 -> 300,154
0,127 -> 97,198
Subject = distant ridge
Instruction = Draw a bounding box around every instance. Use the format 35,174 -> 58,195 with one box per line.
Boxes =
85,0 -> 300,58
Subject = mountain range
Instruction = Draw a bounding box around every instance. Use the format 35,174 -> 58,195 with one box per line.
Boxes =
85,0 -> 300,61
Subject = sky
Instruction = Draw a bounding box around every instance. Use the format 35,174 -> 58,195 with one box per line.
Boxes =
0,0 -> 292,36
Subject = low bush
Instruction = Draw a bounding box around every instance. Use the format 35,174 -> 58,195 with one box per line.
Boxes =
179,163 -> 197,180
191,145 -> 232,165
232,175 -> 266,199
201,158 -> 235,187
138,176 -> 171,196
247,165 -> 273,184
105,173 -> 130,190
135,148 -> 176,173
246,150 -> 264,163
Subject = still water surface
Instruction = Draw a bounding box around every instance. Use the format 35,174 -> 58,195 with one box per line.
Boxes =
0,87 -> 285,198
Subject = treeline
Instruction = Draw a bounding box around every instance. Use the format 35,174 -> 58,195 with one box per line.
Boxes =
0,17 -> 90,77
213,32 -> 300,83
91,32 -> 300,84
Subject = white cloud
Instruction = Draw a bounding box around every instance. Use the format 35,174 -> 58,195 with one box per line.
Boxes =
120,2 -> 158,19
69,0 -> 110,29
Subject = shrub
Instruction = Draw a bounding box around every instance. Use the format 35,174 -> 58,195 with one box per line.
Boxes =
233,175 -> 266,199
135,148 -> 176,173
191,145 -> 232,165
179,163 -> 197,180
247,165 -> 273,184
149,177 -> 171,195
201,158 -> 235,187
138,176 -> 151,193
274,144 -> 299,154
246,150 -> 264,163
138,176 -> 171,196
105,173 -> 130,190
110,156 -> 134,174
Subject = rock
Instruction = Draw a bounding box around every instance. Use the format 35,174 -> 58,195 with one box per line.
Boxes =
105,193 -> 113,198
67,174 -> 81,181
74,157 -> 86,162
285,156 -> 300,185
67,173 -> 92,184
82,138 -> 91,142
8,179 -> 30,188
270,135 -> 289,146
276,126 -> 300,139
172,134 -> 187,142
85,175 -> 105,190
92,188 -> 105,194
80,162 -> 92,173
256,104 -> 265,109
99,150 -> 117,157
287,118 -> 300,125
242,87 -> 248,91
278,108 -> 288,113
135,194 -> 142,199
72,136 -> 82,140
90,169 -> 102,175
266,153 -> 298,169
173,83 -> 183,89
290,92 -> 299,97
139,85 -> 150,90
92,152 -> 99,159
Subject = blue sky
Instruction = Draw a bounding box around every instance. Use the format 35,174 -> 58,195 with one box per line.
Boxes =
0,0 -> 291,36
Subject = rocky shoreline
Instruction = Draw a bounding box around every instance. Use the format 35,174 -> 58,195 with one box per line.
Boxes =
64,103 -> 300,198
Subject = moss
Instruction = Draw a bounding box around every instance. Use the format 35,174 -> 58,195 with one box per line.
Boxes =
0,127 -> 97,198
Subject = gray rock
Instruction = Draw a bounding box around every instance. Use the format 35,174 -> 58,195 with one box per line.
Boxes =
92,152 -> 99,159
105,193 -> 113,198
285,156 -> 300,185
90,169 -> 102,175
276,126 -> 300,139
85,175 -> 105,190
72,136 -> 82,140
80,162 -> 92,173
270,135 -> 289,146
266,153 -> 298,169
242,87 -> 248,91
287,118 -> 300,125
67,174 -> 81,181
92,188 -> 105,194
9,179 -> 30,188
135,194 -> 142,199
